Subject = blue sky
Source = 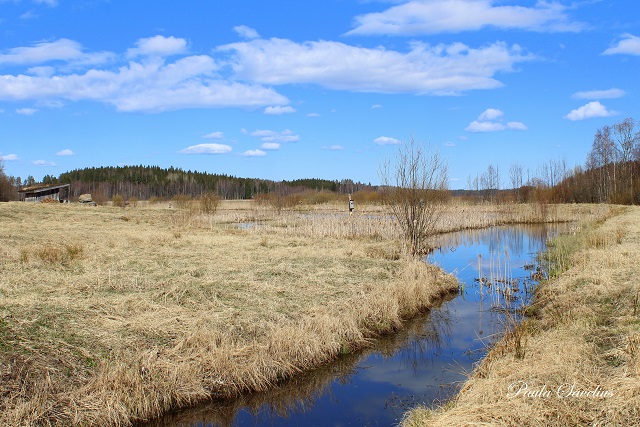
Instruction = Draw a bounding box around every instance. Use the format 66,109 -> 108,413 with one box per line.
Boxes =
0,0 -> 638,189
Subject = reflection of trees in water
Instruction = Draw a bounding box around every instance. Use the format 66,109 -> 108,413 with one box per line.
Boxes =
431,223 -> 571,258
138,296 -> 455,427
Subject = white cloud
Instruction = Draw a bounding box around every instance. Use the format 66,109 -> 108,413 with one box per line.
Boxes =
322,145 -> 345,150
603,34 -> 640,56
126,35 -> 188,58
55,149 -> 74,156
33,0 -> 58,6
374,136 -> 401,145
507,121 -> 528,130
242,149 -> 266,157
0,153 -> 19,161
572,88 -> 626,100
347,0 -> 583,36
442,141 -> 456,147
250,129 -> 300,143
179,143 -> 232,154
263,105 -> 296,115
0,52 -> 289,113
466,108 -> 526,132
307,112 -> 320,117
219,38 -> 533,95
564,101 -> 617,121
203,131 -> 224,139
16,107 -> 37,115
371,104 -> 382,109
33,159 -> 56,166
233,25 -> 260,40
260,142 -> 280,150
465,120 -> 505,132
0,38 -> 112,66
477,108 -> 503,121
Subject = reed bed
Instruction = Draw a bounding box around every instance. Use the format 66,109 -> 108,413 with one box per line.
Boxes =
401,205 -> 640,427
0,202 -> 456,426
208,202 -> 610,242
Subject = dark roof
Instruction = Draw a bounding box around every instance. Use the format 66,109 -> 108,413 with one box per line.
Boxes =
18,183 -> 70,193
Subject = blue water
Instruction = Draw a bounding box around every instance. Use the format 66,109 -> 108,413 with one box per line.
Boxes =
143,224 -> 568,427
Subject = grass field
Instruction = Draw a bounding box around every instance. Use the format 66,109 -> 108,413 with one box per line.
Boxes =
0,200 -> 612,426
402,205 -> 640,427
0,200 -> 460,426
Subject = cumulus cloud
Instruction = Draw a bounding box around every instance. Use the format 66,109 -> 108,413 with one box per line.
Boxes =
572,88 -> 626,100
506,121 -> 528,130
179,143 -> 232,154
250,129 -> 300,143
0,153 -> 19,161
16,108 -> 37,115
564,101 -> 617,121
203,131 -> 224,139
219,38 -> 534,95
263,105 -> 296,115
233,25 -> 260,40
241,149 -> 266,157
33,159 -> 56,166
126,35 -> 188,58
374,136 -> 401,145
55,149 -> 74,156
477,108 -> 503,121
0,50 -> 288,112
0,38 -> 112,67
465,120 -> 505,132
603,34 -> 640,56
465,108 -> 527,132
260,142 -> 280,150
322,145 -> 344,150
347,0 -> 583,36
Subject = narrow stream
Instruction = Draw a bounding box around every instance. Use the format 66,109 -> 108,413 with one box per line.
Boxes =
143,223 -> 570,427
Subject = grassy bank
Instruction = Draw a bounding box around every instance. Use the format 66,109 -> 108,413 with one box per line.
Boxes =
0,201 -> 458,426
402,205 -> 640,426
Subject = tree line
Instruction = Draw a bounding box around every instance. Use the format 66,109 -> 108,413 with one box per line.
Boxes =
465,117 -> 639,205
0,164 -> 375,202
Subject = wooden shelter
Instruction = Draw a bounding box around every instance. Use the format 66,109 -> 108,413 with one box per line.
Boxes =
18,184 -> 70,203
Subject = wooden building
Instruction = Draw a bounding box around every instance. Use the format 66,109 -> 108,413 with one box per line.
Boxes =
19,184 -> 71,203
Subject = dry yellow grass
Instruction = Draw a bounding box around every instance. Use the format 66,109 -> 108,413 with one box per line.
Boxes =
0,202 -> 458,426
401,206 -> 640,427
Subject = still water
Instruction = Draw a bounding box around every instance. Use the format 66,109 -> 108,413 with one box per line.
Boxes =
144,223 -> 569,427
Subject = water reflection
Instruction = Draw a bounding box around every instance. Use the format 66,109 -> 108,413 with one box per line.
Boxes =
142,224 -> 567,427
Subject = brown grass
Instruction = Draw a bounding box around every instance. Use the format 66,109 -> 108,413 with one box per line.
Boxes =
0,201 -> 457,426
401,205 -> 640,427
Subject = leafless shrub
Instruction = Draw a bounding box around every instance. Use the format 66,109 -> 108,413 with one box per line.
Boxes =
379,138 -> 449,255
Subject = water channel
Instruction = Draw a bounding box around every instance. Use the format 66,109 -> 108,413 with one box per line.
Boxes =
144,223 -> 570,427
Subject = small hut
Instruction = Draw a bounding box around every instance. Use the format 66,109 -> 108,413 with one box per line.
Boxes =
18,184 -> 71,203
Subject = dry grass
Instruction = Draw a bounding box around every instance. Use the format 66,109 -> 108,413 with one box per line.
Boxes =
401,205 -> 640,427
0,201 -> 458,426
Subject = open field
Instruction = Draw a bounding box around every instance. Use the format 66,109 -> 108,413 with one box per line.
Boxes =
0,201 -> 459,426
0,200 -> 612,426
402,205 -> 640,427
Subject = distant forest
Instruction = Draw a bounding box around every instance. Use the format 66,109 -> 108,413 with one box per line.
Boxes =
37,166 -> 375,201
1,117 -> 638,204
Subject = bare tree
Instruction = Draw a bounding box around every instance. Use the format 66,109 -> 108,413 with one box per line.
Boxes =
0,159 -> 15,202
613,118 -> 640,202
509,163 -> 523,202
380,138 -> 449,256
